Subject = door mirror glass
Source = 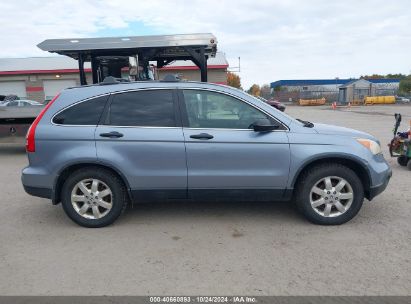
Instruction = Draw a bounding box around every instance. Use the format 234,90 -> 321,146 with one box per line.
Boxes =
252,118 -> 279,132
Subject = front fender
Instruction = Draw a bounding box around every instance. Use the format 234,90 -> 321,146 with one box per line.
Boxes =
287,132 -> 372,190
288,151 -> 371,189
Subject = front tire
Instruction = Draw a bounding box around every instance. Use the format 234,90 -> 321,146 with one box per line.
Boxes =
61,167 -> 128,227
295,164 -> 364,225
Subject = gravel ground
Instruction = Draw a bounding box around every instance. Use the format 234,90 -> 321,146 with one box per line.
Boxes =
0,104 -> 410,296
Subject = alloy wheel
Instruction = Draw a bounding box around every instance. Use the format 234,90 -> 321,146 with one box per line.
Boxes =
309,176 -> 354,217
71,178 -> 113,220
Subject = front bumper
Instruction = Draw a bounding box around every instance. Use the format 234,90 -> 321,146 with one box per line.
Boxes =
367,167 -> 392,200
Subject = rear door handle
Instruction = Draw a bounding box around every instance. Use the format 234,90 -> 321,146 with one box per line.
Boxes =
190,133 -> 214,140
99,131 -> 124,138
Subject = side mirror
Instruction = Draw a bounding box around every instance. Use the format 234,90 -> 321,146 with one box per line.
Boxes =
252,118 -> 280,132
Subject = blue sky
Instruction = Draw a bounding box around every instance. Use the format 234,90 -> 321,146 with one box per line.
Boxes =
94,21 -> 161,37
1,0 -> 411,88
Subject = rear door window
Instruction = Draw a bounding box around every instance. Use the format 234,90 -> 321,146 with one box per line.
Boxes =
107,90 -> 176,127
53,95 -> 108,125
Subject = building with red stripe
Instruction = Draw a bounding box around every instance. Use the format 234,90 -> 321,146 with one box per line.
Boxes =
0,53 -> 229,102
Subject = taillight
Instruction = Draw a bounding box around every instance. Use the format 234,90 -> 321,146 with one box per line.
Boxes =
26,93 -> 60,152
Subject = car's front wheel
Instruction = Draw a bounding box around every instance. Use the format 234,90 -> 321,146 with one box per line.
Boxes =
295,164 -> 364,225
61,167 -> 128,227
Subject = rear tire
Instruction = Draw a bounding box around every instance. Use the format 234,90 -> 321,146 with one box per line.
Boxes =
398,156 -> 409,167
295,163 -> 364,225
61,167 -> 128,227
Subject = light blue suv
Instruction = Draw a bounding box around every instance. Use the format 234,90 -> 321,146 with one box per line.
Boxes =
22,79 -> 392,227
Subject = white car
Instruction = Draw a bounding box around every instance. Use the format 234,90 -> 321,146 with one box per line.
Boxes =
0,100 -> 43,107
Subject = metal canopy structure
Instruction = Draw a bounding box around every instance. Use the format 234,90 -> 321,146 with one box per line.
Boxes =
38,33 -> 217,85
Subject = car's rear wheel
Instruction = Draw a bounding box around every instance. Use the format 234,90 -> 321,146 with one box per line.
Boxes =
295,164 -> 364,225
61,167 -> 128,227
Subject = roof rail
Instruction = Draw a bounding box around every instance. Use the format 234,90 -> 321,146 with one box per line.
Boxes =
161,74 -> 181,82
100,76 -> 130,85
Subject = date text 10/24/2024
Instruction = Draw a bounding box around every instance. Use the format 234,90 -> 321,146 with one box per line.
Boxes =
149,296 -> 257,303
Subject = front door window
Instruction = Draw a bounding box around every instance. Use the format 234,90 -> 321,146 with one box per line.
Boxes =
182,90 -> 273,129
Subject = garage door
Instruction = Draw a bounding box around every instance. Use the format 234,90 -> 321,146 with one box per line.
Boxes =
43,79 -> 77,101
0,81 -> 26,98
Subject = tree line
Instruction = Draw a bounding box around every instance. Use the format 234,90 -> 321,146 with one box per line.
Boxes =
226,72 -> 273,99
360,74 -> 411,95
227,72 -> 411,97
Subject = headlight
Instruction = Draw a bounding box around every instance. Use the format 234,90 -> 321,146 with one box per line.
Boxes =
356,138 -> 382,155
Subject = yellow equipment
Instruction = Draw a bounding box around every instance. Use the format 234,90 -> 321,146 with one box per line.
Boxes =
299,98 -> 326,106
364,96 -> 395,105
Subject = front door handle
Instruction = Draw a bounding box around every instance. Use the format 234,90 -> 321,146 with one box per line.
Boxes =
190,133 -> 214,140
99,131 -> 124,138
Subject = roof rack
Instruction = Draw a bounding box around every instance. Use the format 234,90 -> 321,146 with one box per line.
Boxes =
161,74 -> 181,82
100,76 -> 131,85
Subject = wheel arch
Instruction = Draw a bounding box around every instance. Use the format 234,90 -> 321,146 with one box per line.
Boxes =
52,161 -> 132,205
291,155 -> 372,199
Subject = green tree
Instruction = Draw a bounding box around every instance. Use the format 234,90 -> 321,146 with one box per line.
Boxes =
386,73 -> 407,79
260,84 -> 272,99
247,84 -> 261,96
361,73 -> 407,79
399,76 -> 411,94
361,74 -> 385,79
227,72 -> 242,89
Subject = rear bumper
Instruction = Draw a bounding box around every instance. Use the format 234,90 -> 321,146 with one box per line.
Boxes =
367,167 -> 392,201
23,185 -> 52,199
21,166 -> 54,200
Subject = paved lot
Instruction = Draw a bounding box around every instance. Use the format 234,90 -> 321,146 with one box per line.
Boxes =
0,105 -> 410,296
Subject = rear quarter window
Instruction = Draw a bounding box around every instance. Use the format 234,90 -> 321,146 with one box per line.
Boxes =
53,95 -> 108,125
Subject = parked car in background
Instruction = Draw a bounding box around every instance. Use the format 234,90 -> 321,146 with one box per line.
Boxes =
0,94 -> 19,104
22,79 -> 391,227
0,100 -> 43,107
257,96 -> 286,112
266,98 -> 286,112
396,96 -> 410,103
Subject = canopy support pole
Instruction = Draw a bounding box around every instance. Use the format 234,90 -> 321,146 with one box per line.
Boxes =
78,53 -> 87,85
91,56 -> 99,84
184,46 -> 208,82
